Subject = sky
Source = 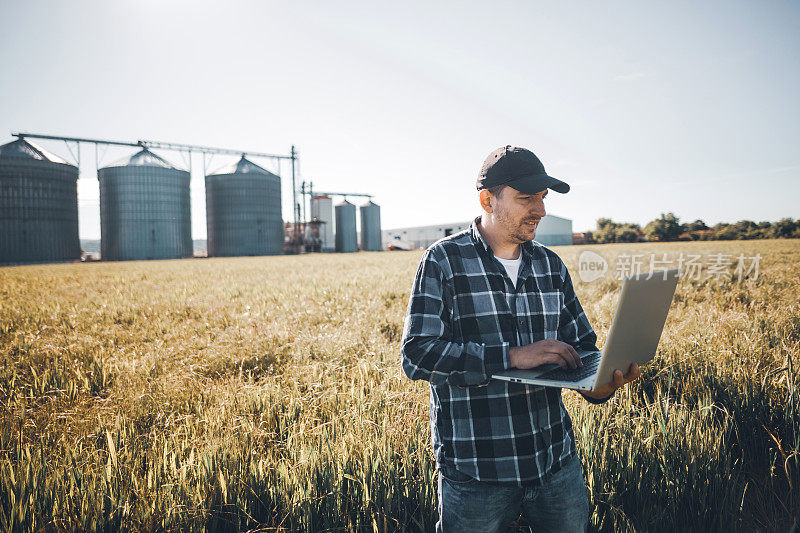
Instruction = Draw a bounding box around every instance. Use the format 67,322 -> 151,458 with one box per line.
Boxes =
1,0 -> 798,239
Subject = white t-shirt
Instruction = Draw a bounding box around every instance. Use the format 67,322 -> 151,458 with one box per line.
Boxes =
494,253 -> 522,288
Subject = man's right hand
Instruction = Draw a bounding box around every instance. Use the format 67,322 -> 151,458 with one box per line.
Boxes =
509,339 -> 583,370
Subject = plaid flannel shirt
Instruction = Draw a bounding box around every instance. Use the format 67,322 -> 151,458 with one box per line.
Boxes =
401,216 -> 602,486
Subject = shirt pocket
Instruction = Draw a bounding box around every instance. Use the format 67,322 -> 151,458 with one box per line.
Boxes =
452,289 -> 511,346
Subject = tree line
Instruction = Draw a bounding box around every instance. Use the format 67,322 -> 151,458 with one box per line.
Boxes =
581,213 -> 800,243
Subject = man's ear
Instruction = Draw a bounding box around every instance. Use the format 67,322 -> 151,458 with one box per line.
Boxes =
479,189 -> 494,213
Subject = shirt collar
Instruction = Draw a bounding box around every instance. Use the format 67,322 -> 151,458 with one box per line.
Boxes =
470,216 -> 491,253
469,216 -> 536,260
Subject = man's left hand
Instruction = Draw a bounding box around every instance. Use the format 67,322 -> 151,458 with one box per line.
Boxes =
581,363 -> 641,401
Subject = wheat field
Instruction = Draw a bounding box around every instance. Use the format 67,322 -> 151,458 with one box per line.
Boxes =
0,239 -> 798,532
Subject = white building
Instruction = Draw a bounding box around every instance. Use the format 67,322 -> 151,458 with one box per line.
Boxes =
382,214 -> 573,250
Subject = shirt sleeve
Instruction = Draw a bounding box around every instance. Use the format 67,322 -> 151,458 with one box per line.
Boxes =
557,261 -> 614,405
400,249 -> 510,387
579,391 -> 614,404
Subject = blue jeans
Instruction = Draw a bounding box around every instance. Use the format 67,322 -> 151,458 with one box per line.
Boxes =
436,454 -> 589,533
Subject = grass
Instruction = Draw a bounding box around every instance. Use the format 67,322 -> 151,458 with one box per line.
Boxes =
0,239 -> 798,531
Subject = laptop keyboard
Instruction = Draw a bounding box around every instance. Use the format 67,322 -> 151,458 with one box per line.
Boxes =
538,351 -> 601,382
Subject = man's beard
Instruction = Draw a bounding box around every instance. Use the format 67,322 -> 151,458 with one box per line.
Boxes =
495,205 -> 536,244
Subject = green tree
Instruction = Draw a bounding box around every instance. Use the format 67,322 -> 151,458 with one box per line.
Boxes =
716,227 -> 738,240
616,224 -> 641,243
593,218 -> 619,243
596,218 -> 616,231
592,219 -> 642,243
730,220 -> 758,240
686,219 -> 708,232
644,212 -> 684,242
770,218 -> 799,238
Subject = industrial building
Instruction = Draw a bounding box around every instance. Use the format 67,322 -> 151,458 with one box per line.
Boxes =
98,148 -> 192,261
334,200 -> 358,252
382,214 -> 573,250
2,132 -> 381,263
0,138 -> 80,263
359,201 -> 382,251
307,194 -> 382,253
206,156 -> 283,257
310,195 -> 334,252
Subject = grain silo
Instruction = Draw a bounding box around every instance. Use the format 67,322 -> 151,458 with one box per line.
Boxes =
311,195 -> 334,252
0,138 -> 80,263
359,200 -> 382,251
334,199 -> 357,252
98,148 -> 191,261
205,156 -> 283,257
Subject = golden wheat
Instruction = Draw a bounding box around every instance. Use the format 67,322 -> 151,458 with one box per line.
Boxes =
0,240 -> 798,531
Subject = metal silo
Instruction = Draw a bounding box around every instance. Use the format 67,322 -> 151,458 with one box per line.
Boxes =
205,156 -> 283,257
359,200 -> 382,251
98,148 -> 191,261
334,199 -> 357,253
0,138 -> 80,263
311,195 -> 334,252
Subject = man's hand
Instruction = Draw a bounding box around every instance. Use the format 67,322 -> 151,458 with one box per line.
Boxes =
509,339 -> 583,370
581,363 -> 641,401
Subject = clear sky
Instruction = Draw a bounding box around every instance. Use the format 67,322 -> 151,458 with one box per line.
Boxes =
1,0 -> 798,239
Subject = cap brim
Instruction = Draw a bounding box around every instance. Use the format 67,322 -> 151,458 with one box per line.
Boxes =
506,173 -> 570,194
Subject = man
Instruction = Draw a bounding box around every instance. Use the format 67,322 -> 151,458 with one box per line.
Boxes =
400,146 -> 640,532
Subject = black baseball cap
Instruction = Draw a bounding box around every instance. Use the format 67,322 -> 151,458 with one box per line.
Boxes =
476,146 -> 570,194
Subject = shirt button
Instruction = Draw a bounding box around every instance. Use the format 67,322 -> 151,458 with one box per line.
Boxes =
518,317 -> 525,327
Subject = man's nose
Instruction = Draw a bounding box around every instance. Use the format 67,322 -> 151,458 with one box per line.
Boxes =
531,198 -> 546,218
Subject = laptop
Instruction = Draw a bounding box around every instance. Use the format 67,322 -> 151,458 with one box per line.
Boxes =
492,269 -> 680,391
